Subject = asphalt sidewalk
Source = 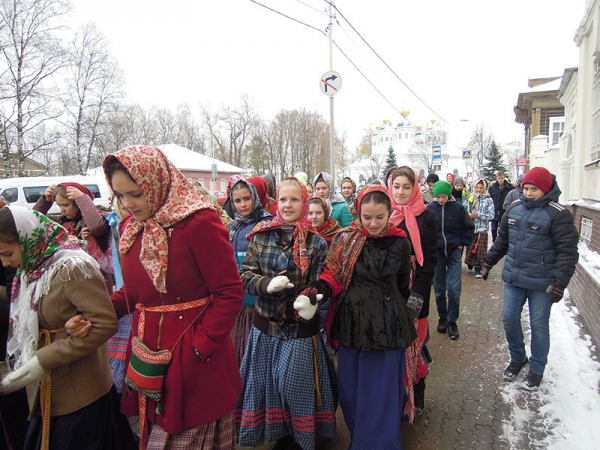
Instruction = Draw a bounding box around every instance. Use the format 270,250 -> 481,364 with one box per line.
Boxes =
239,259 -> 600,449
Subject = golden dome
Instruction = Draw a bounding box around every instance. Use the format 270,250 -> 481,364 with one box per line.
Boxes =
401,109 -> 410,118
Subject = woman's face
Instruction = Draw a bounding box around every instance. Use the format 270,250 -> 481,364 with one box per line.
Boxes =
306,184 -> 314,196
232,187 -> 253,217
0,241 -> 22,269
111,171 -> 152,221
360,201 -> 389,236
391,175 -> 414,206
315,181 -> 330,200
278,183 -> 303,222
341,181 -> 354,198
308,203 -> 325,228
55,194 -> 79,219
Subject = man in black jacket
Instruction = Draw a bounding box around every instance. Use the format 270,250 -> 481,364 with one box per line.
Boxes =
488,171 -> 515,242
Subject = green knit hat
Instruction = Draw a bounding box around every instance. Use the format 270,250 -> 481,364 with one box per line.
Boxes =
433,180 -> 452,197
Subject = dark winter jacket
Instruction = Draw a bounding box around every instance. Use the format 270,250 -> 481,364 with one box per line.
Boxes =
397,209 -> 438,319
427,198 -> 474,258
488,180 -> 515,221
229,217 -> 271,307
485,183 -> 579,292
332,235 -> 416,351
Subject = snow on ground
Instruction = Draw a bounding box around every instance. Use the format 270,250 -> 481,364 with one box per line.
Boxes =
500,289 -> 600,449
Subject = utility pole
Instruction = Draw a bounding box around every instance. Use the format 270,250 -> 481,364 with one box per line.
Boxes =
328,1 -> 335,181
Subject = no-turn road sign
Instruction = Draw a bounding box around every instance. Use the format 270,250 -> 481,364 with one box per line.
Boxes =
320,70 -> 342,96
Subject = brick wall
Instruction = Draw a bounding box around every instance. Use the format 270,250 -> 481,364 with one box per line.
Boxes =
565,202 -> 600,347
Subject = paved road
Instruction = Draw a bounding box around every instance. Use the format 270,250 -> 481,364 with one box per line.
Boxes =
238,260 -> 599,450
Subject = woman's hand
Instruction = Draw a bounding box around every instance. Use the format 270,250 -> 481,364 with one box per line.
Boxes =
469,211 -> 478,219
65,314 -> 92,338
66,186 -> 84,200
44,184 -> 58,202
81,227 -> 92,242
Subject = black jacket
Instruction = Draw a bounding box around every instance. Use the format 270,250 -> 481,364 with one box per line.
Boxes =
427,198 -> 474,258
397,209 -> 438,319
485,182 -> 579,291
488,180 -> 515,221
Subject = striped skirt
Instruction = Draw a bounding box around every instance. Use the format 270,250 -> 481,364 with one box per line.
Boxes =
464,231 -> 489,268
235,326 -> 338,450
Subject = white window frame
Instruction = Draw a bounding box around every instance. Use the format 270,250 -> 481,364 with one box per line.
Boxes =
549,116 -> 564,147
592,66 -> 600,160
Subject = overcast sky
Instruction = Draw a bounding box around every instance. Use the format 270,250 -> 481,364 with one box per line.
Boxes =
70,0 -> 584,151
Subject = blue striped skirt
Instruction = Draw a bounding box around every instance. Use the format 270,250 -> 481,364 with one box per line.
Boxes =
235,326 -> 338,450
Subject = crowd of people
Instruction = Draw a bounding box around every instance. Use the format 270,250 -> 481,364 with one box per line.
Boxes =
0,145 -> 579,450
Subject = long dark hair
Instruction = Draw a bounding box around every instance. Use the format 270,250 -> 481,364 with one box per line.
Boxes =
0,208 -> 18,244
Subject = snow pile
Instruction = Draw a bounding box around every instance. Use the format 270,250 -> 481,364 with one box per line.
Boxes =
501,293 -> 600,449
577,241 -> 600,276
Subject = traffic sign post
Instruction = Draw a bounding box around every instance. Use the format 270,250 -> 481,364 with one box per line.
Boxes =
432,145 -> 442,161
462,150 -> 471,159
320,70 -> 342,96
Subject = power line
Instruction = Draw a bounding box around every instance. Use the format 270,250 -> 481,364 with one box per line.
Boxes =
294,0 -> 328,16
248,0 -> 426,133
324,0 -> 448,124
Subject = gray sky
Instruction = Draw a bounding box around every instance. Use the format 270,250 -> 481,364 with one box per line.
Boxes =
70,0 -> 584,150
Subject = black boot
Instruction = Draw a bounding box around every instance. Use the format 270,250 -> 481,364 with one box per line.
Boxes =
414,378 -> 426,414
271,436 -> 294,450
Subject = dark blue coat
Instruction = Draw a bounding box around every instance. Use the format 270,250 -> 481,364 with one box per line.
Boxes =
485,183 -> 579,291
427,198 -> 474,258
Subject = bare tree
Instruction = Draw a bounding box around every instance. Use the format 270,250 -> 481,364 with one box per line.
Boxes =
468,123 -> 494,179
61,22 -> 124,175
174,103 -> 205,153
201,94 -> 259,167
0,0 -> 70,175
356,126 -> 373,160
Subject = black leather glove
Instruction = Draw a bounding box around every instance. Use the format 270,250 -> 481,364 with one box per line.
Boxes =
407,294 -> 424,321
546,280 -> 564,303
481,264 -> 492,281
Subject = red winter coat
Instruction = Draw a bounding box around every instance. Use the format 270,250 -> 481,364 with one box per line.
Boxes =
111,208 -> 243,434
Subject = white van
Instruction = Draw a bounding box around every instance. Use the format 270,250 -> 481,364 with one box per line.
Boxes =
0,175 -> 111,214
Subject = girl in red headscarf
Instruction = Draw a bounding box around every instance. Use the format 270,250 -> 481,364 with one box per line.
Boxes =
235,177 -> 337,450
304,185 -> 416,449
103,146 -> 244,449
388,166 -> 438,420
307,197 -> 343,246
33,182 -> 113,291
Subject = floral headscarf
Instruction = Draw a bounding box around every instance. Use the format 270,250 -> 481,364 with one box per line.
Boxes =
103,146 -> 213,293
388,167 -> 427,266
223,174 -> 246,220
313,171 -> 345,203
6,206 -> 87,369
246,177 -> 315,275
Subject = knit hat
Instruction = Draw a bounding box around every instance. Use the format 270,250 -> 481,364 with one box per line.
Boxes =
453,176 -> 464,187
433,180 -> 452,197
426,173 -> 439,184
521,167 -> 553,194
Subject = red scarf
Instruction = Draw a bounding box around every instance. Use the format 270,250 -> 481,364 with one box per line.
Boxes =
246,177 -> 315,275
388,168 -> 427,266
316,216 -> 343,245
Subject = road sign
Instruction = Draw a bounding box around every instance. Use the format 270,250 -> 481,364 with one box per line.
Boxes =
516,158 -> 528,167
211,162 -> 218,180
432,145 -> 441,161
294,164 -> 301,171
320,70 -> 342,96
462,150 -> 471,159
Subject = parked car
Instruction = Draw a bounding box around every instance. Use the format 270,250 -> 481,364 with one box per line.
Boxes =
0,175 -> 111,214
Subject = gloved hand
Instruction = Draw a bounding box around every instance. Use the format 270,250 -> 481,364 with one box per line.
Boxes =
293,286 -> 323,321
1,356 -> 45,395
481,264 -> 492,281
267,275 -> 294,294
546,280 -> 564,303
407,293 -> 424,321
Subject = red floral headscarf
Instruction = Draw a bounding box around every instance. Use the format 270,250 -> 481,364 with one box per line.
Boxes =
58,182 -> 95,201
246,177 -> 315,275
103,146 -> 214,293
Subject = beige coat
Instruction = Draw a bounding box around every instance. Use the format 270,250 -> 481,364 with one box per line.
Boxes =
31,260 -> 117,416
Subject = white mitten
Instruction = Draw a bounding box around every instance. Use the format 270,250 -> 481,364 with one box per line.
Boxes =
293,294 -> 323,321
1,356 -> 45,394
267,275 -> 294,294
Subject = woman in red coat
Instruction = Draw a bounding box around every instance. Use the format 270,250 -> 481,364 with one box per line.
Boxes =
104,146 -> 244,449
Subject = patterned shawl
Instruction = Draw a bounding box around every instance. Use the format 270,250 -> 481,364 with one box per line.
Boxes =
388,168 -> 427,266
313,171 -> 345,203
6,206 -> 93,369
102,146 -> 213,293
246,177 -> 315,275
227,178 -> 271,237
